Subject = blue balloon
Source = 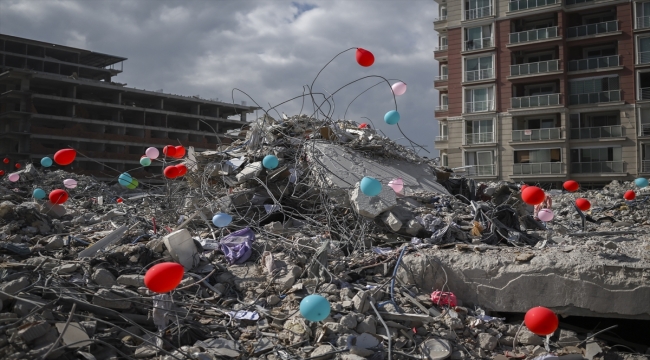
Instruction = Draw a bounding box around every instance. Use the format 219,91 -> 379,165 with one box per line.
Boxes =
41,157 -> 53,167
360,176 -> 382,196
33,188 -> 46,199
118,173 -> 133,187
635,178 -> 649,188
300,294 -> 331,322
384,110 -> 400,125
212,213 -> 232,228
262,155 -> 279,170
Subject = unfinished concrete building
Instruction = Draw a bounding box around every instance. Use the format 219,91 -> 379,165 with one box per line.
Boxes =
0,34 -> 256,181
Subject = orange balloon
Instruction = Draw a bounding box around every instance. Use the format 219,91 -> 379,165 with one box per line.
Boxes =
144,262 -> 184,293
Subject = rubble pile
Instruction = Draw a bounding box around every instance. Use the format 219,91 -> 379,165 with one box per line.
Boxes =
0,115 -> 649,360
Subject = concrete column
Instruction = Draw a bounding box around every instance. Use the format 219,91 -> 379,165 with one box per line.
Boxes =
191,104 -> 200,115
113,92 -> 121,105
158,99 -> 164,110
241,112 -> 247,122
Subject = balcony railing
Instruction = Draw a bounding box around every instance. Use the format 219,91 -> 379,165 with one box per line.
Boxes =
568,90 -> 620,105
641,87 -> 650,100
639,51 -> 650,65
465,37 -> 493,51
640,123 -> 650,136
571,161 -> 624,173
510,59 -> 559,76
466,6 -> 492,20
567,20 -> 618,38
435,75 -> 448,81
465,68 -> 494,82
465,132 -> 495,145
510,26 -> 559,44
434,16 -> 447,22
566,0 -> 593,5
435,135 -> 449,141
637,16 -> 650,30
509,0 -> 558,12
568,55 -> 619,72
511,93 -> 560,109
465,100 -> 494,113
642,160 -> 650,173
466,164 -> 496,176
435,45 -> 448,52
570,125 -> 623,139
512,127 -> 561,141
435,105 -> 449,111
513,162 -> 563,175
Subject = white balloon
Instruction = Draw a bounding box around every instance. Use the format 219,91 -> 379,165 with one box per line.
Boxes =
391,82 -> 407,96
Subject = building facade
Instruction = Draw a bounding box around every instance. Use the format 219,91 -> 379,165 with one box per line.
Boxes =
433,0 -> 650,185
0,34 -> 256,181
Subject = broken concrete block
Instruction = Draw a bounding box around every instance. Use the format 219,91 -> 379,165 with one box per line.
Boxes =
339,314 -> 358,329
350,184 -> 396,219
54,263 -> 78,274
163,229 -> 199,270
39,202 -> 66,218
0,201 -> 15,219
310,344 -> 336,360
17,321 -> 51,343
235,161 -> 262,183
352,290 -> 370,313
518,328 -> 544,346
477,333 -> 497,350
355,316 -> 376,334
44,235 -> 64,250
92,268 -> 116,287
55,322 -> 91,348
381,211 -> 402,231
117,274 -> 145,287
93,289 -> 131,309
405,219 -> 424,235
0,276 -> 30,301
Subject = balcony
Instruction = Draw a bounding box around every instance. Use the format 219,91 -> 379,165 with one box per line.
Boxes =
567,21 -> 618,39
466,164 -> 496,176
568,55 -> 619,72
565,0 -> 592,4
510,59 -> 559,77
640,123 -> 650,136
571,161 -> 624,173
568,90 -> 620,105
509,26 -> 559,45
435,105 -> 449,112
435,135 -> 448,141
570,125 -> 623,139
641,88 -> 650,100
639,51 -> 650,65
465,132 -> 495,145
511,93 -> 560,109
642,160 -> 650,173
435,45 -> 448,52
513,162 -> 563,175
465,69 -> 494,82
465,38 -> 493,51
434,16 -> 447,22
466,6 -> 492,20
435,75 -> 448,81
637,16 -> 650,30
509,0 -> 558,12
465,100 -> 494,113
512,128 -> 562,142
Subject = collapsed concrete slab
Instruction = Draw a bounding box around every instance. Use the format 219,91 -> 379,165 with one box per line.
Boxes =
350,184 -> 396,218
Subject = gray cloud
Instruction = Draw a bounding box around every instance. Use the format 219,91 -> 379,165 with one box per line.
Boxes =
0,0 -> 439,157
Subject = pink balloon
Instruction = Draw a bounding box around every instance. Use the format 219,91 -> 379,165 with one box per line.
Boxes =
538,209 -> 554,222
391,82 -> 407,96
63,179 -> 77,189
388,178 -> 404,193
8,173 -> 19,182
145,147 -> 160,159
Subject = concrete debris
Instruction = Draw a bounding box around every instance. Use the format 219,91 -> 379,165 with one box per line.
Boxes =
0,115 -> 648,359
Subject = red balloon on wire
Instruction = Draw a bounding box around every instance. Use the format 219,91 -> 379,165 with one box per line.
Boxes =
563,180 -> 579,192
355,48 -> 375,67
144,262 -> 184,293
49,189 -> 69,205
521,186 -> 545,206
524,306 -> 558,336
53,149 -> 76,166
521,184 -> 529,191
624,190 -> 636,201
0,170 -> 4,176
3,158 -> 9,164
359,123 -> 368,129
164,165 -> 180,179
163,145 -> 177,158
174,146 -> 185,158
175,164 -> 187,176
14,163 -> 21,169
576,198 -> 591,211
116,198 -> 123,203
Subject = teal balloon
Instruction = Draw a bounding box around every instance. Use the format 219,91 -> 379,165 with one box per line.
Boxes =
360,176 -> 382,196
262,155 -> 279,170
384,110 -> 400,125
41,157 -> 53,167
635,178 -> 649,188
140,157 -> 152,167
300,294 -> 330,322
118,172 -> 133,187
33,188 -> 46,199
212,213 -> 232,228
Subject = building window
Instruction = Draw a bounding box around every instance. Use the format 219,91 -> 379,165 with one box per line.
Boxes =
437,94 -> 448,111
515,149 -> 561,164
439,6 -> 447,20
465,55 -> 493,82
464,86 -> 494,113
465,25 -> 493,51
441,153 -> 448,167
437,36 -> 448,51
570,112 -> 622,139
637,2 -> 650,29
465,0 -> 491,20
570,147 -> 623,173
639,37 -> 650,64
465,151 -> 495,176
439,122 -> 448,140
569,76 -> 620,105
466,119 -> 494,144
440,64 -> 448,80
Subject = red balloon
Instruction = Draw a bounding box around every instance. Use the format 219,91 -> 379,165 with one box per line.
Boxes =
14,163 -> 20,169
49,189 -> 69,205
522,186 -> 545,206
163,146 -> 177,158
624,190 -> 636,201
164,165 -> 179,179
521,184 -> 529,191
563,180 -> 579,192
0,170 -> 4,176
356,48 -> 375,67
525,306 -> 558,336
144,262 -> 184,293
174,146 -> 185,158
576,198 -> 591,211
359,123 -> 368,129
3,158 -> 9,164
116,198 -> 123,203
53,149 -> 76,166
175,164 -> 187,176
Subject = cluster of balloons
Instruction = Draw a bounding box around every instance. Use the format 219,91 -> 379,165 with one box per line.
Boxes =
525,306 -> 558,336
144,262 -> 184,293
164,164 -> 188,179
262,155 -> 279,170
212,213 -> 232,227
163,145 -> 185,159
299,294 -> 331,322
118,172 -> 140,189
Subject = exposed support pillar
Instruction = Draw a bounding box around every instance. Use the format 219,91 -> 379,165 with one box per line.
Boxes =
241,112 -> 247,122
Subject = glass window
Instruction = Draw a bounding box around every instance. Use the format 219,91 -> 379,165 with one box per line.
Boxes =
569,77 -> 619,95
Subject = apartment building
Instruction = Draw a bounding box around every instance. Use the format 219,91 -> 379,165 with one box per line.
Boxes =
433,0 -> 650,185
0,34 -> 256,181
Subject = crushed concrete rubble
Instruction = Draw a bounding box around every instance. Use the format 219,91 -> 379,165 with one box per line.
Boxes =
0,115 -> 649,359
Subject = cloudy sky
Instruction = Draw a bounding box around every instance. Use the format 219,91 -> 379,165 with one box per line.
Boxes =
0,0 -> 440,157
